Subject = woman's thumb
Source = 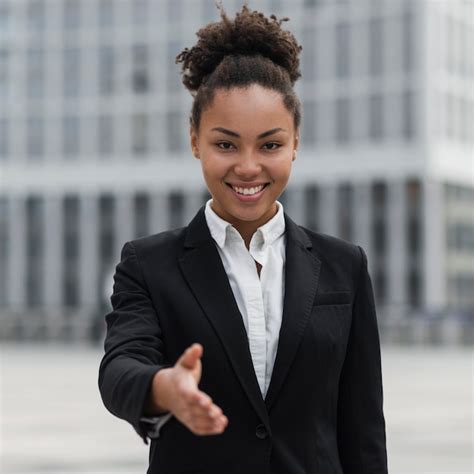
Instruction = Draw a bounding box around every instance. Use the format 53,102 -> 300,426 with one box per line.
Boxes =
179,343 -> 203,370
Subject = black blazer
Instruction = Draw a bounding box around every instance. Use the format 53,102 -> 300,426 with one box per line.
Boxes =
99,205 -> 388,474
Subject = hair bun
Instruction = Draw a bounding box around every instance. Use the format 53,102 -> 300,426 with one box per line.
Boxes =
176,4 -> 302,93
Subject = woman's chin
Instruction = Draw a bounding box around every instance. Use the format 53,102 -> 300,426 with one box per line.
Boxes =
226,203 -> 274,224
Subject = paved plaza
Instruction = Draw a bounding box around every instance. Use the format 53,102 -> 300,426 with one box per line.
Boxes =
1,343 -> 472,473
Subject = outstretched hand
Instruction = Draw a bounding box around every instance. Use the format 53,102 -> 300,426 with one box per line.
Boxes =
148,343 -> 228,436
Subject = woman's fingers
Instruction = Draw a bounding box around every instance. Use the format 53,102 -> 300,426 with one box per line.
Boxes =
171,344 -> 228,435
176,388 -> 228,435
177,343 -> 203,370
190,411 -> 228,435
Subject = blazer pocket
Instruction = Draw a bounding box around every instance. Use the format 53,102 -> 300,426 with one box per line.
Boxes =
313,290 -> 351,306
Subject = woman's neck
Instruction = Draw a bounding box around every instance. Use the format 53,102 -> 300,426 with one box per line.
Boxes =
210,201 -> 278,250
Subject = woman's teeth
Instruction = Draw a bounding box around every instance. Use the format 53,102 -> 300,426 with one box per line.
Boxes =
231,184 -> 265,195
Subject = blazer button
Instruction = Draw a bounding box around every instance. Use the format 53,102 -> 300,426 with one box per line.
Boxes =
255,424 -> 268,439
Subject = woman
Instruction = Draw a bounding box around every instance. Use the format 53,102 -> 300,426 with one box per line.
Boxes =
99,4 -> 388,474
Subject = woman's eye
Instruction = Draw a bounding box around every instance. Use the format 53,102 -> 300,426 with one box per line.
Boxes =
263,142 -> 281,151
216,142 -> 235,150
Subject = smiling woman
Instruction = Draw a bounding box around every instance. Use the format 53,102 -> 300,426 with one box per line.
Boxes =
98,4 -> 388,474
190,84 -> 298,246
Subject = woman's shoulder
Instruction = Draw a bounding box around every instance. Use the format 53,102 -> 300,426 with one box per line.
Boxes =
298,225 -> 363,268
127,226 -> 188,259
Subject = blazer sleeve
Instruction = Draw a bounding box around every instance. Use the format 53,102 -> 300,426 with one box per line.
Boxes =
98,241 -> 171,444
140,412 -> 174,439
337,245 -> 388,473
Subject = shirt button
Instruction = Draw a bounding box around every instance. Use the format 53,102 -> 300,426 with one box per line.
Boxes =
255,423 -> 268,439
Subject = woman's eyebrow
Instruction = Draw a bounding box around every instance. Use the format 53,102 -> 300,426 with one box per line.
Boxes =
210,127 -> 287,139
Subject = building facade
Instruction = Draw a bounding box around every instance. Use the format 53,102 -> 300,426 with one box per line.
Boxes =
0,0 -> 473,340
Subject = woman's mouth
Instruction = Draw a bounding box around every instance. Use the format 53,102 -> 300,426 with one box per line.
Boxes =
226,183 -> 270,202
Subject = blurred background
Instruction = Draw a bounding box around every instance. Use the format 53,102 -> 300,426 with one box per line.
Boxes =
0,0 -> 472,473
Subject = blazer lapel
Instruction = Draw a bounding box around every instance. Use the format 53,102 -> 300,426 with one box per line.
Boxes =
264,213 -> 321,412
178,207 -> 270,429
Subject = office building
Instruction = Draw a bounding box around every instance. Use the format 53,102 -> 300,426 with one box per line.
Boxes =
0,0 -> 473,339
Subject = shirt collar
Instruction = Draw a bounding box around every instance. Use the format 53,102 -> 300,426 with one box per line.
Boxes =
204,198 -> 286,250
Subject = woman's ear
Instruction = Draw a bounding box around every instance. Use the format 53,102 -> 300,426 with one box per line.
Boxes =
292,132 -> 300,161
190,126 -> 200,159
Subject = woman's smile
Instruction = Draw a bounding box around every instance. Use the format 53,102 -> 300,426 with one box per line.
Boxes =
226,182 -> 270,202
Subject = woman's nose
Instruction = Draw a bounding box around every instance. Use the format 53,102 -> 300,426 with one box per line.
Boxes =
234,152 -> 262,176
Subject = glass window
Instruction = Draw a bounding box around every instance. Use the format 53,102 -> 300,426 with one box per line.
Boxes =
369,17 -> 384,77
406,178 -> 421,205
402,90 -> 415,140
372,181 -> 387,215
132,44 -> 149,93
402,5 -> 414,73
335,97 -> 350,143
63,271 -> 79,309
63,116 -> 80,158
335,21 -> 350,78
407,216 -> 420,256
372,182 -> 387,256
26,197 -> 43,259
63,47 -> 80,97
317,100 -> 332,144
132,113 -> 149,155
98,115 -> 114,156
98,0 -> 114,27
302,27 -> 317,81
27,117 -> 44,159
134,193 -> 150,238
168,0 -> 183,22
168,191 -> 184,229
447,223 -> 456,250
0,118 -> 8,159
0,48 -> 8,98
446,93 -> 454,138
63,0 -> 80,29
407,268 -> 421,308
63,196 -> 79,260
304,185 -> 319,231
374,269 -> 386,304
369,94 -> 384,141
98,194 -> 115,303
456,96 -> 463,142
446,16 -> 454,73
133,0 -> 149,25
63,195 -> 80,307
459,223 -> 474,252
373,220 -> 386,255
338,183 -> 353,241
302,100 -> 316,146
98,46 -> 115,95
99,194 -> 115,264
461,97 -> 471,143
26,48 -> 44,99
0,197 -> 7,306
26,196 -> 44,307
167,110 -> 183,152
0,4 -> 11,37
167,41 -> 181,93
27,0 -> 46,31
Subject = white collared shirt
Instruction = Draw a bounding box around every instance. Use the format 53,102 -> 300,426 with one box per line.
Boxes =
141,198 -> 286,437
204,198 -> 286,398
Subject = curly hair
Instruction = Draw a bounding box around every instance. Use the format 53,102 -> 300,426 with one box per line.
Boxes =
175,2 -> 303,131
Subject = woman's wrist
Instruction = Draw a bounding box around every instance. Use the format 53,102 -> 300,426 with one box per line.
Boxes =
143,368 -> 173,416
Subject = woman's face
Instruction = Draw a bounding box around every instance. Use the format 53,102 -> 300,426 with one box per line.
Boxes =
190,84 -> 299,232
